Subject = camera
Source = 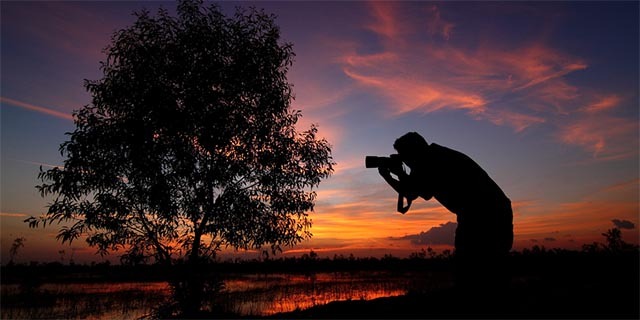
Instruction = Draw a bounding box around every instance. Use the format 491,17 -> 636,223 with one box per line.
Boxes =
366,154 -> 413,214
365,154 -> 403,171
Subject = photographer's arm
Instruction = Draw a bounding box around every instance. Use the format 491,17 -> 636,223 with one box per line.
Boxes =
378,167 -> 419,200
379,167 -> 433,202
378,167 -> 420,214
378,167 -> 402,194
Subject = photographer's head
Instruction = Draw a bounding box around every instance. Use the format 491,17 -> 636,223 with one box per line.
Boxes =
393,132 -> 429,166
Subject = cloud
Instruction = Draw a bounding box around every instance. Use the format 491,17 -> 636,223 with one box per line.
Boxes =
425,5 -> 455,40
599,179 -> 640,195
366,2 -> 402,39
557,113 -> 638,158
343,66 -> 488,115
311,177 -> 454,242
513,60 -> 587,92
366,2 -> 455,42
556,93 -> 637,159
11,158 -> 64,169
612,219 -> 635,230
543,237 -> 556,242
0,212 -> 29,218
391,221 -> 457,246
1,96 -> 73,121
583,95 -> 621,114
478,109 -> 546,133
340,5 -> 581,126
329,3 -> 636,160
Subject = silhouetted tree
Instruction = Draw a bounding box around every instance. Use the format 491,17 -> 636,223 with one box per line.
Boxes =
28,0 -> 333,315
602,228 -> 638,253
581,228 -> 638,254
602,228 -> 623,251
58,250 -> 65,264
409,248 -> 427,260
8,237 -> 26,265
581,241 -> 603,254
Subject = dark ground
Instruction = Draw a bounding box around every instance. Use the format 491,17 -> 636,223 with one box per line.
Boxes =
266,251 -> 639,319
269,282 -> 638,319
3,249 -> 638,319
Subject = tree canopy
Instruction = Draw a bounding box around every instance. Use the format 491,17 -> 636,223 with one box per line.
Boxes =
29,0 -> 334,265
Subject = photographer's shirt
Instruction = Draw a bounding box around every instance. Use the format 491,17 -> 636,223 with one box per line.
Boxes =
427,144 -> 509,212
410,143 -> 512,227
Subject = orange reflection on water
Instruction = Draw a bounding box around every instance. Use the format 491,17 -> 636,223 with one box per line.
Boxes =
2,272 -> 422,318
259,285 -> 406,316
218,272 -> 411,316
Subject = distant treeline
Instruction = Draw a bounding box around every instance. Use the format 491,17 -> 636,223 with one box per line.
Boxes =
2,241 -> 638,286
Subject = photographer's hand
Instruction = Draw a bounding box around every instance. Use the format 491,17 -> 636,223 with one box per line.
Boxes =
379,167 -> 415,214
378,167 -> 392,179
378,167 -> 402,195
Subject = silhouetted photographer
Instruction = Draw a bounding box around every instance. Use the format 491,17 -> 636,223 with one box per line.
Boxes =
368,132 -> 513,310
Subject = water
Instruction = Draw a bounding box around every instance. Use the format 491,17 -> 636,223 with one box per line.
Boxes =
217,272 -> 412,316
1,282 -> 171,319
1,271 -> 430,319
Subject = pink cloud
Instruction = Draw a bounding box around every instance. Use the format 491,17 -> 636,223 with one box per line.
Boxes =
1,96 -> 73,121
478,109 -> 546,133
583,94 -> 621,113
340,52 -> 399,68
12,159 -> 64,170
425,5 -> 455,40
339,3 -> 589,128
558,115 -> 637,157
331,2 -> 635,160
511,54 -> 588,91
367,2 -> 455,42
342,68 -> 487,115
0,212 -> 29,218
556,93 -> 636,158
366,2 -> 402,39
529,80 -> 580,114
421,44 -> 587,97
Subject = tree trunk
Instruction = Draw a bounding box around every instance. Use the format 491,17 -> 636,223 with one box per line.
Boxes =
181,230 -> 204,317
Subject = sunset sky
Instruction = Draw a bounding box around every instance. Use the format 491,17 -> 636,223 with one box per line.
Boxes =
1,1 -> 638,264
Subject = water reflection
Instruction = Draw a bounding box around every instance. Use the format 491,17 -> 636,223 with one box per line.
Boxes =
1,282 -> 171,320
1,272 -> 422,318
216,272 -> 412,316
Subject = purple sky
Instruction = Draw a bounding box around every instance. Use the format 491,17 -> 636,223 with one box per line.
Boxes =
1,1 -> 638,263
